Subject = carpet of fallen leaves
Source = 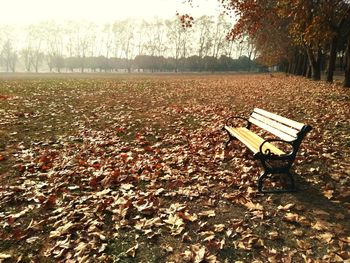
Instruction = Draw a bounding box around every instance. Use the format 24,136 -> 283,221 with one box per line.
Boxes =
0,73 -> 349,263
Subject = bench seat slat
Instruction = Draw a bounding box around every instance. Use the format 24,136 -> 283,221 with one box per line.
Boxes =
254,108 -> 305,130
250,112 -> 299,138
237,128 -> 286,155
248,117 -> 296,142
224,126 -> 285,156
225,127 -> 260,153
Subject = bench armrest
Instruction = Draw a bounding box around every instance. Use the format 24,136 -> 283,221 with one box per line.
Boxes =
259,139 -> 296,158
224,116 -> 250,128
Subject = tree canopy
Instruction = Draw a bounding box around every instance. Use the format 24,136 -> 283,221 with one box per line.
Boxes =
183,0 -> 350,87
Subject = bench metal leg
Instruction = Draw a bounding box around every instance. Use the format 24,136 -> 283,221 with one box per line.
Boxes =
258,170 -> 269,192
258,169 -> 296,193
258,157 -> 296,193
257,156 -> 296,193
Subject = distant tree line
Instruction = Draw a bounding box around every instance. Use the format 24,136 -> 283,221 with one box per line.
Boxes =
0,16 -> 261,73
38,54 -> 259,73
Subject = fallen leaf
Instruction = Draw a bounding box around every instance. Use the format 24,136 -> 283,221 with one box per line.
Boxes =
323,190 -> 334,199
126,243 -> 139,258
315,232 -> 333,243
296,240 -> 312,250
198,210 -> 216,217
339,236 -> 350,243
244,201 -> 264,211
177,211 -> 198,222
312,220 -> 332,231
50,222 -> 75,238
277,203 -> 294,211
26,236 -> 40,244
0,253 -> 11,259
268,231 -> 280,240
214,224 -> 225,233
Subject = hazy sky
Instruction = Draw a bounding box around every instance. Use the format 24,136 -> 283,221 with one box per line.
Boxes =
0,0 -> 223,25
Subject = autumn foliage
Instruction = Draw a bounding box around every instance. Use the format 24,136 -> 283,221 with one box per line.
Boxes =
183,0 -> 350,86
230,0 -> 350,86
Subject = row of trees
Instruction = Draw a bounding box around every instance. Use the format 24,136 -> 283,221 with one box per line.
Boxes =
210,0 -> 350,87
0,16 -> 256,73
23,54 -> 258,73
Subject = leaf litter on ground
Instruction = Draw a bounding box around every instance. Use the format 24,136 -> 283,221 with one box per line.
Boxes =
0,74 -> 349,262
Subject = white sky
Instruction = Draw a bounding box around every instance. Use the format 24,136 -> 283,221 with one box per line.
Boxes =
0,0 -> 223,25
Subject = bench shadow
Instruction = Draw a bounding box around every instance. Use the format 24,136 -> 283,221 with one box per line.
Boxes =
290,171 -> 350,222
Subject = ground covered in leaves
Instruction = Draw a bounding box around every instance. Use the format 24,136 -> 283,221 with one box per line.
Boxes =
0,73 -> 349,262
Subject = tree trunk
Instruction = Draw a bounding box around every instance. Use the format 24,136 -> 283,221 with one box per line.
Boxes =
307,47 -> 321,80
306,65 -> 312,78
326,36 -> 338,83
344,61 -> 350,87
293,54 -> 299,75
344,35 -> 350,88
302,54 -> 308,77
287,59 -> 293,74
296,53 -> 304,76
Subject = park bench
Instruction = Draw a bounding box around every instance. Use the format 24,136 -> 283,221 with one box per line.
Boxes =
223,108 -> 312,193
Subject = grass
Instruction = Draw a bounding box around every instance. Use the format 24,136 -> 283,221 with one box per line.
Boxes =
0,73 -> 349,262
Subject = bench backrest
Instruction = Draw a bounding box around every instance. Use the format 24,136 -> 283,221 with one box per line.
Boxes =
249,108 -> 311,142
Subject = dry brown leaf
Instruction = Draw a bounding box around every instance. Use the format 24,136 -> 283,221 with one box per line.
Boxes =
214,224 -> 225,233
194,246 -> 206,263
283,213 -> 298,222
292,229 -> 304,237
198,210 -> 216,217
201,231 -> 215,242
323,189 -> 334,199
0,253 -> 12,259
49,222 -> 75,238
296,240 -> 312,250
126,242 -> 139,258
315,232 -> 333,243
7,206 -> 33,223
177,211 -> 198,222
339,236 -> 350,243
268,231 -> 280,240
312,220 -> 332,231
244,201 -> 264,211
74,242 -> 88,256
277,203 -> 294,211
164,214 -> 184,227
284,213 -> 309,225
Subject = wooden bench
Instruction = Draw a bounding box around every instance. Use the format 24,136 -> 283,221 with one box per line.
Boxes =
223,108 -> 312,193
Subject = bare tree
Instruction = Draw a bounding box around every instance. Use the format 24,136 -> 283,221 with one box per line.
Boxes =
0,26 -> 18,72
196,16 -> 214,58
42,22 -> 65,72
144,18 -> 167,57
211,15 -> 227,58
21,23 -> 45,72
113,19 -> 135,72
166,18 -> 189,72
